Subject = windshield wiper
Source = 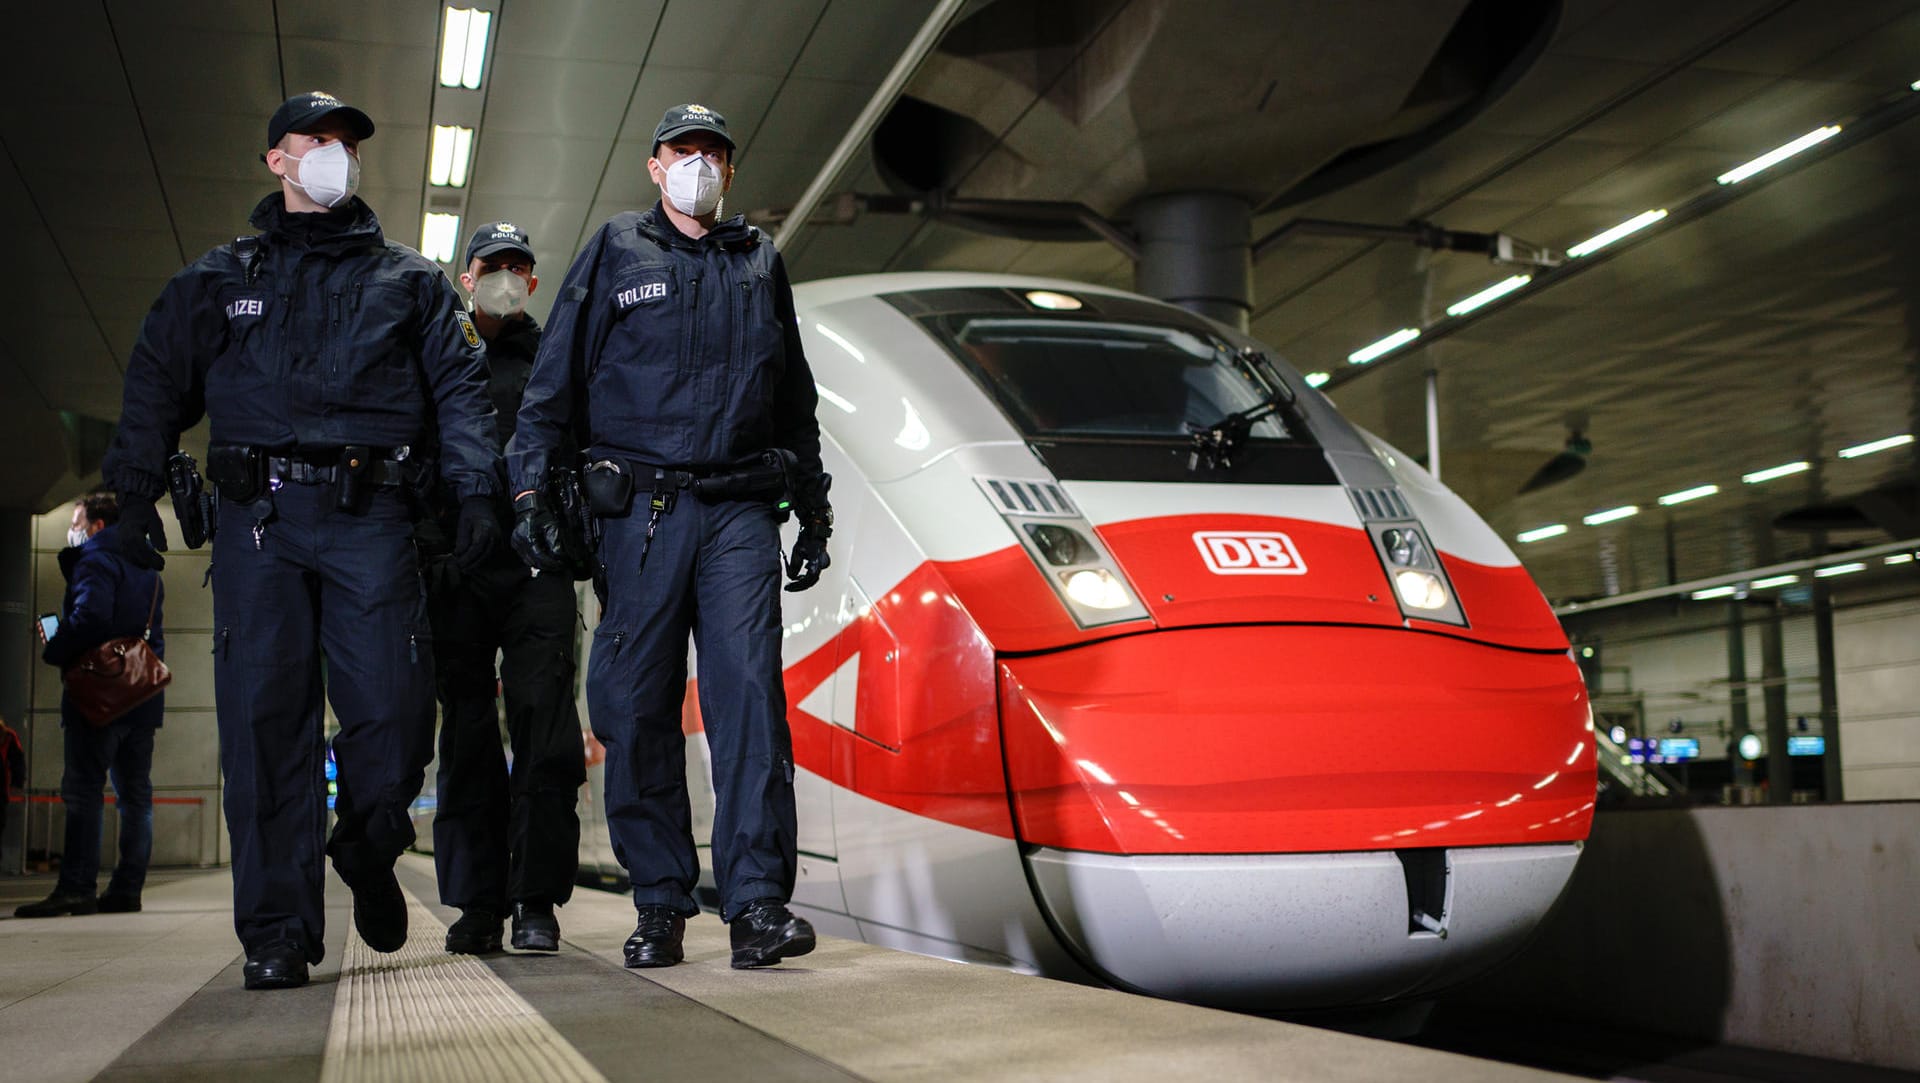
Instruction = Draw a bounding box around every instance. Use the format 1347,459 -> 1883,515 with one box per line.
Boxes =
1187,349 -> 1296,471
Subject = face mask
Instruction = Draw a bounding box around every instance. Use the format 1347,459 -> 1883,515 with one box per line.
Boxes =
661,152 -> 723,217
67,526 -> 88,548
472,269 -> 529,318
283,141 -> 361,208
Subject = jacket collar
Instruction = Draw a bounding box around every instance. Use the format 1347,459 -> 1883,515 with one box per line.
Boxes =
638,202 -> 757,253
249,192 -> 385,253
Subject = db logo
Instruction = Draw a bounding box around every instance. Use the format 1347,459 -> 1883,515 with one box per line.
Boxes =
1193,531 -> 1307,575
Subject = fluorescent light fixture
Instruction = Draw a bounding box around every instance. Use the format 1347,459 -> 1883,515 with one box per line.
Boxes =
1658,484 -> 1720,506
1912,79 -> 1919,91
1690,585 -> 1739,600
1517,524 -> 1568,543
1445,274 -> 1532,316
1303,371 -> 1331,388
1886,553 -> 1915,565
1837,433 -> 1914,459
1582,505 -> 1640,526
420,212 -> 461,263
1566,210 -> 1668,258
1025,290 -> 1083,311
1742,460 -> 1810,484
440,7 -> 492,89
1716,125 -> 1841,185
428,124 -> 475,187
1814,562 -> 1866,578
1348,327 -> 1420,365
1751,574 -> 1799,590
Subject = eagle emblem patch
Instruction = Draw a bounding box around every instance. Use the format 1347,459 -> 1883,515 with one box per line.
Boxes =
456,310 -> 481,348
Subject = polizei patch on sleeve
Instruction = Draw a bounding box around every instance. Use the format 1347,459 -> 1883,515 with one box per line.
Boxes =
456,309 -> 481,348
224,295 -> 266,321
613,278 -> 669,312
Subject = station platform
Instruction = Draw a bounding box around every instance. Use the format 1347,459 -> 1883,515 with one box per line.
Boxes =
0,855 -> 1580,1083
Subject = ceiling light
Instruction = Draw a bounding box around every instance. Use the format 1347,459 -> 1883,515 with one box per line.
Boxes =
440,7 -> 492,89
1742,461 -> 1810,484
1025,290 -> 1083,311
421,212 -> 461,263
1912,79 -> 1919,91
1814,562 -> 1866,578
428,124 -> 475,187
1886,553 -> 1915,565
1751,574 -> 1799,590
1566,210 -> 1668,258
1517,524 -> 1568,543
1304,372 -> 1330,388
1583,505 -> 1640,526
1348,328 -> 1420,365
1445,274 -> 1532,316
1690,585 -> 1739,600
1716,125 -> 1841,185
1836,433 -> 1914,459
1658,484 -> 1719,506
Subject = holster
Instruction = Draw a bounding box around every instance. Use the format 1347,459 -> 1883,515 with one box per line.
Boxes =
545,466 -> 600,581
690,449 -> 797,507
205,445 -> 265,505
166,451 -> 216,549
335,444 -> 373,511
582,459 -> 635,517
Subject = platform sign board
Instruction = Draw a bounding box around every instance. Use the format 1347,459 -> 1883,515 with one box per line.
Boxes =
1787,735 -> 1826,756
1627,736 -> 1700,764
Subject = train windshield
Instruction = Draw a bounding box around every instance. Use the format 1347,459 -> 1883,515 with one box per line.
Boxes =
940,318 -> 1294,441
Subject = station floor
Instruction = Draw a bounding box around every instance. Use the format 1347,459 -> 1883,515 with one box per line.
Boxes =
0,856 -> 1586,1083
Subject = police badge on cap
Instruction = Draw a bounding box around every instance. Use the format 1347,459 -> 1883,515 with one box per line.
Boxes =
466,221 -> 535,265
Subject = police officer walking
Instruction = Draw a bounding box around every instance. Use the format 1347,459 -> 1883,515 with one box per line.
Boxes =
510,104 -> 832,970
102,92 -> 501,990
427,222 -> 585,956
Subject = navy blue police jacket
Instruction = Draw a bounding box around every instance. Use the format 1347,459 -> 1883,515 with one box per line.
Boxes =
44,531 -> 166,729
508,203 -> 825,505
102,193 -> 498,505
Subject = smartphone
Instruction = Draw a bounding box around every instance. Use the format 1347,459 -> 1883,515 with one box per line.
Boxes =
37,612 -> 58,640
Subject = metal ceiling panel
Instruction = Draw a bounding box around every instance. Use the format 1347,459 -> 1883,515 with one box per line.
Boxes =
482,54 -> 648,138
493,0 -> 669,64
471,134 -> 614,198
642,0 -> 830,76
790,0 -> 944,84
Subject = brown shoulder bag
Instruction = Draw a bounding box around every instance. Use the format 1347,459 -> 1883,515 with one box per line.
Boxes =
63,581 -> 171,727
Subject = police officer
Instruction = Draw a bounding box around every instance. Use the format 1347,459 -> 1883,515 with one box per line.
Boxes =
102,92 -> 501,990
510,104 -> 831,970
427,222 -> 585,956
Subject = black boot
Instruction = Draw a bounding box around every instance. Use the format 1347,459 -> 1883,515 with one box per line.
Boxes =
96,893 -> 142,913
510,901 -> 560,953
243,941 -> 310,991
347,866 -> 408,953
445,907 -> 503,954
14,888 -> 99,918
729,899 -> 815,969
622,905 -> 685,969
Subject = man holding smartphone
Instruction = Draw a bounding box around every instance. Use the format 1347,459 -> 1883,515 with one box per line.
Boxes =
17,492 -> 164,919
99,92 -> 500,989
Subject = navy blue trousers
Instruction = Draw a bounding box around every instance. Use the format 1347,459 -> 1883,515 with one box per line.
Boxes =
428,556 -> 584,912
211,482 -> 434,961
56,713 -> 155,898
588,496 -> 796,921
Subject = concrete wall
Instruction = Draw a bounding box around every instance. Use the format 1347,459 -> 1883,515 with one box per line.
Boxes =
1833,597 -> 1920,799
14,502 -> 224,872
1446,804 -> 1920,1070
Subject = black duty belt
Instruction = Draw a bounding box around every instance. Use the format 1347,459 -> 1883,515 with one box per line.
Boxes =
266,452 -> 407,487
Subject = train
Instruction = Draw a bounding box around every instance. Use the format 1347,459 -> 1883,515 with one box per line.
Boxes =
444,272 -> 1597,1011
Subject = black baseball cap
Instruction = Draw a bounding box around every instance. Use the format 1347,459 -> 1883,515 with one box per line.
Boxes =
466,221 -> 535,265
267,91 -> 376,149
652,103 -> 734,151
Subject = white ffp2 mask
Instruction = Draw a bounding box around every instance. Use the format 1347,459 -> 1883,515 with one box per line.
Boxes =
284,142 -> 361,208
472,269 -> 529,318
661,152 -> 723,217
67,527 -> 88,548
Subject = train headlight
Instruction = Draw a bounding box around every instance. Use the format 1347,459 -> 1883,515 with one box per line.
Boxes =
1393,568 -> 1449,610
1381,527 -> 1430,568
1026,523 -> 1090,566
1063,568 -> 1133,609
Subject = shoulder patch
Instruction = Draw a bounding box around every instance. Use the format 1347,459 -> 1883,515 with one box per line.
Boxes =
613,277 -> 670,312
456,309 -> 481,348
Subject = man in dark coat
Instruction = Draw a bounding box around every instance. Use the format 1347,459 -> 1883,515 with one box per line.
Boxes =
18,491 -> 164,917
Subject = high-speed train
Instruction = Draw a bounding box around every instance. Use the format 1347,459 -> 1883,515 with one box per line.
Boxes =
562,272 -> 1597,1011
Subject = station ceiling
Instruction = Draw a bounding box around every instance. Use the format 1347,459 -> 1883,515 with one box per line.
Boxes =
1,0 -> 1915,607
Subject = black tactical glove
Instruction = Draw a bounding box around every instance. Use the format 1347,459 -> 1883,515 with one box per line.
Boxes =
510,491 -> 569,574
114,497 -> 168,570
784,509 -> 832,592
452,495 -> 501,571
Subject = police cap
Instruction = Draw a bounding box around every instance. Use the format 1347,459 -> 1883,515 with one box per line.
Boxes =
652,104 -> 734,151
267,91 -> 376,149
466,221 -> 535,265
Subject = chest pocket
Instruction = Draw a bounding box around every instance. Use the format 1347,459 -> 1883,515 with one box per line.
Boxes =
606,264 -> 688,373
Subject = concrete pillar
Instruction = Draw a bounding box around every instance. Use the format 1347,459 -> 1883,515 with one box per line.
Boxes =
1761,604 -> 1791,804
1813,582 -> 1844,801
0,510 -> 30,873
1133,192 -> 1252,331
1727,603 -> 1753,794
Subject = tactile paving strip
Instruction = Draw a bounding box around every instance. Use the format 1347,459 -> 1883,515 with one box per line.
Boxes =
320,887 -> 608,1083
